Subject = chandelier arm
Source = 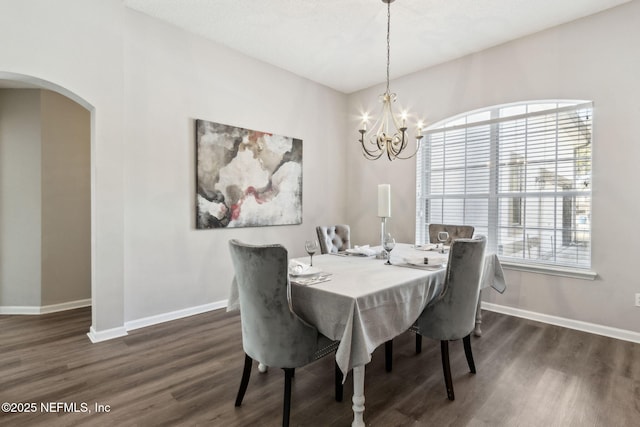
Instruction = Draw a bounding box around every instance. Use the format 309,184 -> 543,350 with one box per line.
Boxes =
398,131 -> 409,152
360,139 -> 385,160
392,142 -> 421,160
369,113 -> 388,149
383,95 -> 405,137
359,131 -> 385,160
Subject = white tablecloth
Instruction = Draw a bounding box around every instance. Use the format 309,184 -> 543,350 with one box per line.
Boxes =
227,244 -> 506,378
291,247 -> 446,378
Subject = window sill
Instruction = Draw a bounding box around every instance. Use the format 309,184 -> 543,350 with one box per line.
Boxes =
500,260 -> 598,280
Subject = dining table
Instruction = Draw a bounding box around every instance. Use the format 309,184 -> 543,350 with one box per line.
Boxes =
284,243 -> 505,426
228,242 -> 506,426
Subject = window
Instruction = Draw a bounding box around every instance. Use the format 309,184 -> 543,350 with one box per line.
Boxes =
416,101 -> 592,269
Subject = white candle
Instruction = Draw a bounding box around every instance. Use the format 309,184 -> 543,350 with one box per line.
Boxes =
378,184 -> 391,218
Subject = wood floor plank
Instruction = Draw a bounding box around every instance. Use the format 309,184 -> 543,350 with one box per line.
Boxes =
0,308 -> 638,426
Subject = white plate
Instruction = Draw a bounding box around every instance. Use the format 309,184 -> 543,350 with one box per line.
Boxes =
414,244 -> 449,252
289,266 -> 323,277
414,244 -> 437,251
407,260 -> 447,269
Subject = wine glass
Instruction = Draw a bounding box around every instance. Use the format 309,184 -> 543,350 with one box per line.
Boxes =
437,231 -> 449,254
304,239 -> 318,266
382,233 -> 396,265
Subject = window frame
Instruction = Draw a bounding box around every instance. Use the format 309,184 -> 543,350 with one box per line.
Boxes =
415,100 -> 596,279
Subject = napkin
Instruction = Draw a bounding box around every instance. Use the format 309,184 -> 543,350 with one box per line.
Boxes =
346,245 -> 377,256
404,256 -> 427,265
288,259 -> 310,275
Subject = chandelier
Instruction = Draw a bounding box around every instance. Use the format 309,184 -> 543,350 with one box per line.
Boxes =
358,0 -> 424,161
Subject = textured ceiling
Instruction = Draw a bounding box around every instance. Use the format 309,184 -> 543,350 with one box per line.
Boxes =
8,0 -> 624,94
123,0 -> 629,93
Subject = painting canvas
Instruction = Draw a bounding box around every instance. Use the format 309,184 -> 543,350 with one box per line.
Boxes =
195,119 -> 302,229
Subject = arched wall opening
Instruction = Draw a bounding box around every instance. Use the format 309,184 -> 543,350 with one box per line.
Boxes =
0,71 -> 94,327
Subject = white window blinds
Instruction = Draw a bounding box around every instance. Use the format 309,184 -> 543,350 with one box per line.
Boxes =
416,101 -> 592,269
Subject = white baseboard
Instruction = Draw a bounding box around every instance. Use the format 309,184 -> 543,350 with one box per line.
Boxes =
87,300 -> 227,343
89,300 -> 227,343
0,298 -> 91,315
482,302 -> 640,344
2,298 -> 228,343
87,325 -> 128,343
124,300 -> 228,331
42,299 -> 92,314
0,306 -> 41,315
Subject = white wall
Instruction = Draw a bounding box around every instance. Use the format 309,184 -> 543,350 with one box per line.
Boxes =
41,90 -> 91,306
347,0 -> 640,334
121,9 -> 347,320
0,90 -> 42,306
0,0 -> 347,333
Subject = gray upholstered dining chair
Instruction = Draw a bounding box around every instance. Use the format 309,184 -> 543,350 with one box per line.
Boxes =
428,223 -> 475,245
316,224 -> 351,254
419,223 -> 475,348
384,223 -> 477,372
229,239 -> 343,427
413,235 -> 487,400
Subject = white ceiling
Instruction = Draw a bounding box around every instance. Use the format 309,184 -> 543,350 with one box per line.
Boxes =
2,1 -> 630,92
123,0 -> 630,94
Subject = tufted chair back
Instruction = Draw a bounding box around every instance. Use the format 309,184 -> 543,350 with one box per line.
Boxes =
229,239 -> 324,368
316,225 -> 351,254
415,236 -> 487,341
428,223 -> 474,245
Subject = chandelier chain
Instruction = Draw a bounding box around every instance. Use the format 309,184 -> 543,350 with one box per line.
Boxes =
386,1 -> 391,94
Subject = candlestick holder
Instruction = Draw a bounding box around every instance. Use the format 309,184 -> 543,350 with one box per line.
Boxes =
379,217 -> 389,259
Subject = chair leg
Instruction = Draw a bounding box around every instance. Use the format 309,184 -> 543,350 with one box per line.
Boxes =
440,340 -> 455,401
415,333 -> 422,354
335,360 -> 343,402
463,334 -> 476,374
283,368 -> 294,427
385,340 -> 393,372
235,353 -> 253,407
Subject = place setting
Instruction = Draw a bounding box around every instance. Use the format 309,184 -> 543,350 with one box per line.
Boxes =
400,257 -> 448,271
288,240 -> 333,286
413,231 -> 450,254
380,232 -> 448,271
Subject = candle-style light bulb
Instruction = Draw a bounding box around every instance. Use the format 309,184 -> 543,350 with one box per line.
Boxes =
361,114 -> 369,132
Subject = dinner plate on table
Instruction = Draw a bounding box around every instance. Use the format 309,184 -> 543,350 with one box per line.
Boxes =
406,259 -> 447,270
414,244 -> 449,252
290,272 -> 333,286
289,266 -> 323,277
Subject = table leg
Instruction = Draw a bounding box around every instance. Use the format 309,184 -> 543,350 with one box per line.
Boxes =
351,365 -> 365,427
474,290 -> 482,337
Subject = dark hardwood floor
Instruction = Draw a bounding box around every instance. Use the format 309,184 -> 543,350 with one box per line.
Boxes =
1,307 -> 638,426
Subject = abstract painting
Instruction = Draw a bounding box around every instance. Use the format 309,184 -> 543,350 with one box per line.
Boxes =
195,119 -> 302,229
